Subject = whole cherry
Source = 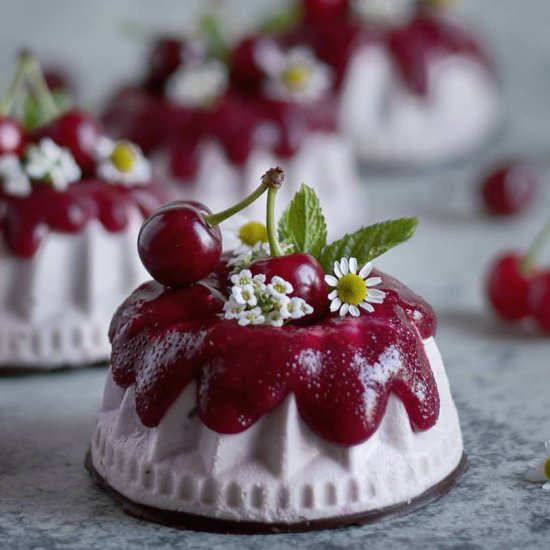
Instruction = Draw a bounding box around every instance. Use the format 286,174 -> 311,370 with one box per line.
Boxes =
528,272 -> 550,335
486,253 -> 534,321
0,116 -> 25,156
481,161 -> 539,216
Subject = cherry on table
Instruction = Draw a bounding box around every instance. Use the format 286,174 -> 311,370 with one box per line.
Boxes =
528,272 -> 550,335
0,116 -> 26,156
481,161 -> 539,216
138,201 -> 222,288
250,252 -> 329,323
486,252 -> 534,321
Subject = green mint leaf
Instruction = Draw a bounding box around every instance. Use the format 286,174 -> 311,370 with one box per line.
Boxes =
320,218 -> 419,272
278,184 -> 327,259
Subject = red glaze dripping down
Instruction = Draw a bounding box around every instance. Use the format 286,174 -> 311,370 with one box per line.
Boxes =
109,262 -> 440,447
0,180 -> 167,258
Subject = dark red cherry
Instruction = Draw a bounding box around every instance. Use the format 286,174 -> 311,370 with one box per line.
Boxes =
487,253 -> 534,321
138,202 -> 222,288
528,272 -> 550,334
302,0 -> 348,22
144,37 -> 183,92
230,36 -> 266,93
0,116 -> 26,156
481,162 -> 539,216
250,252 -> 329,323
34,109 -> 102,172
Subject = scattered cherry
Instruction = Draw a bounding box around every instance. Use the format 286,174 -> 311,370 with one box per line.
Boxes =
250,253 -> 329,323
0,116 -> 25,156
528,272 -> 550,334
481,161 -> 539,216
138,201 -> 222,288
33,109 -> 102,173
486,253 -> 534,321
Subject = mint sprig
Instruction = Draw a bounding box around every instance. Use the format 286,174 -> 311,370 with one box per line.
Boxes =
319,218 -> 418,272
278,184 -> 327,259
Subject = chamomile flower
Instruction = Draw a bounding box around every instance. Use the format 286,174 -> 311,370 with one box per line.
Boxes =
0,154 -> 32,197
255,43 -> 333,102
96,138 -> 151,186
325,257 -> 386,317
526,440 -> 550,490
166,59 -> 228,108
351,0 -> 416,26
25,138 -> 81,191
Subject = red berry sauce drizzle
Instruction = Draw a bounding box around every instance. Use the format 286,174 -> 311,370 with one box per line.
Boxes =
0,180 -> 167,258
109,262 -> 440,447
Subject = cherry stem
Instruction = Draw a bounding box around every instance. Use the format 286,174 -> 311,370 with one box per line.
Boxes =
266,186 -> 284,257
204,167 -> 283,227
24,54 -> 60,122
521,219 -> 550,274
0,52 -> 30,116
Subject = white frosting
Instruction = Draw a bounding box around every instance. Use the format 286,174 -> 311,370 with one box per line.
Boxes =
339,45 -> 500,165
157,132 -> 364,247
0,213 -> 148,369
91,337 -> 463,524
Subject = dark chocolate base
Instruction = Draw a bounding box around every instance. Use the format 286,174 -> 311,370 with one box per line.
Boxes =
85,451 -> 468,534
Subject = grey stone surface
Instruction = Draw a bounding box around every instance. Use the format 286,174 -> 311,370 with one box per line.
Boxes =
2,1 -> 550,549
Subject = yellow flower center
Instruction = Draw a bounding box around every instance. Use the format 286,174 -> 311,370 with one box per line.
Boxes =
110,142 -> 136,173
283,64 -> 311,92
238,221 -> 268,246
337,273 -> 367,306
544,457 -> 550,480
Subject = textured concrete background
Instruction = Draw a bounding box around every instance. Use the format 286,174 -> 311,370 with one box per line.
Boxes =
1,1 -> 550,549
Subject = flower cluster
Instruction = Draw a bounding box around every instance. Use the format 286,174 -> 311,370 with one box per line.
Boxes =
223,269 -> 313,327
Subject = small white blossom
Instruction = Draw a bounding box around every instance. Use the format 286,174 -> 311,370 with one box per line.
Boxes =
325,257 -> 386,317
0,154 -> 32,197
526,440 -> 550,491
223,298 -> 245,320
166,59 -> 228,108
230,269 -> 254,286
267,276 -> 294,298
25,138 -> 81,191
255,43 -> 333,102
232,284 -> 258,307
238,307 -> 265,326
96,137 -> 151,186
351,0 -> 416,26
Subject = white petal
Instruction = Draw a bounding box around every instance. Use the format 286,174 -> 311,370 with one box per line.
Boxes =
366,295 -> 385,304
349,305 -> 360,317
333,261 -> 342,278
526,459 -> 548,482
359,262 -> 374,279
325,275 -> 338,287
543,482 -> 550,491
340,257 -> 349,275
339,303 -> 350,316
365,276 -> 382,287
349,257 -> 357,274
367,288 -> 386,300
328,290 -> 338,300
360,301 -> 375,313
330,298 -> 342,312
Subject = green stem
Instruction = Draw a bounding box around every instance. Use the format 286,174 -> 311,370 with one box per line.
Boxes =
0,52 -> 30,116
521,219 -> 550,274
24,54 -> 60,121
266,186 -> 284,257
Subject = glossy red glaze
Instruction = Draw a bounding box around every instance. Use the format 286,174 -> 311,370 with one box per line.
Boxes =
109,264 -> 439,447
0,180 -> 166,258
0,116 -> 26,156
481,162 -> 538,216
250,253 -> 329,323
138,202 -> 222,288
528,272 -> 550,334
487,253 -> 534,321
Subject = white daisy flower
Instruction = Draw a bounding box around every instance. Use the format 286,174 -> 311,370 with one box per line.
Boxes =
351,0 -> 416,26
325,257 -> 387,317
526,440 -> 550,490
238,307 -> 265,326
96,138 -> 151,186
166,59 -> 228,108
255,43 -> 333,102
267,276 -> 294,298
232,284 -> 258,307
0,154 -> 32,197
25,138 -> 81,191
